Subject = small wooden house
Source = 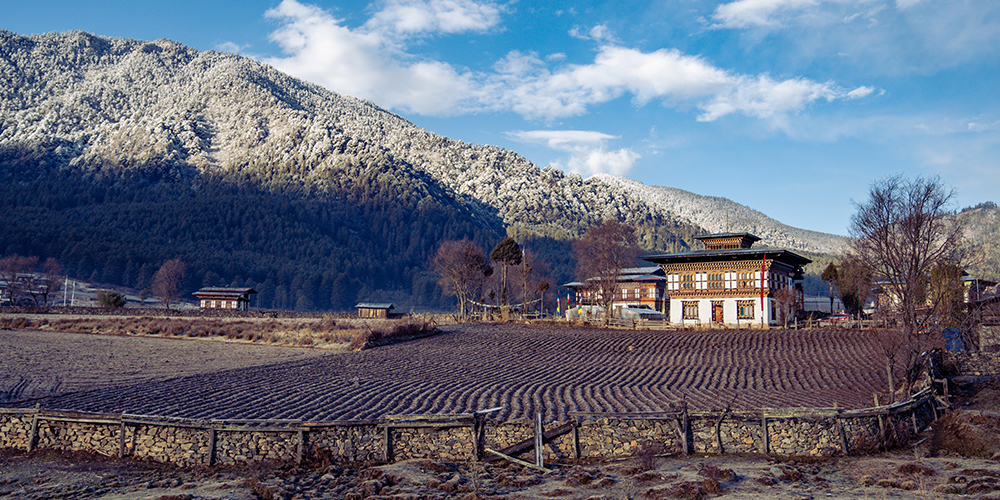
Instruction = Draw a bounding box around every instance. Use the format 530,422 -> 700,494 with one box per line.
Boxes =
356,303 -> 394,318
193,287 -> 257,311
563,266 -> 668,315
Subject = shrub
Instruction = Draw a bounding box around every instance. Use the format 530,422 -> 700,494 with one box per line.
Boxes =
96,290 -> 126,308
697,463 -> 737,482
636,441 -> 663,471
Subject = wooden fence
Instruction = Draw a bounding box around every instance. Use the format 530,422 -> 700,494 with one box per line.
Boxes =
0,388 -> 942,467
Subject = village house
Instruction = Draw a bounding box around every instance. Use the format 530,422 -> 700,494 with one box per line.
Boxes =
356,303 -> 394,319
563,266 -> 667,318
642,233 -> 810,327
192,287 -> 257,311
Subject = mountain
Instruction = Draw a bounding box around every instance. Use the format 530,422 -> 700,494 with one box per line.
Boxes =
0,30 -> 700,310
592,174 -> 848,254
958,202 -> 1000,282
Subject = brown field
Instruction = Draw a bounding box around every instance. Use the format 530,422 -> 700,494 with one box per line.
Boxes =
3,323 -> 890,421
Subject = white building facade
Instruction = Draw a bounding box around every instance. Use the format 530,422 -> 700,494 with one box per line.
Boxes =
643,233 -> 810,327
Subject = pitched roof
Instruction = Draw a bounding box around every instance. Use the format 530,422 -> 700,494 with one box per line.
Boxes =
193,287 -> 257,297
641,248 -> 811,268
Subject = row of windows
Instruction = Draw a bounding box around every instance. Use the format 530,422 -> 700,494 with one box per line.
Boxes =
681,300 -> 757,320
580,286 -> 664,300
668,271 -> 795,292
201,299 -> 243,309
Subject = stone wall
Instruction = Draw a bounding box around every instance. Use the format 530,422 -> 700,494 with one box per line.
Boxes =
0,411 -> 31,449
0,391 -> 939,467
308,423 -> 382,463
129,424 -> 212,466
391,425 -> 474,461
945,351 -> 1000,376
576,418 -> 679,459
215,430 -> 299,464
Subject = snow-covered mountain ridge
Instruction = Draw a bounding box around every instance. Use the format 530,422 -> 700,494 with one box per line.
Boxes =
593,175 -> 847,254
0,30 -> 850,256
0,30 -> 698,248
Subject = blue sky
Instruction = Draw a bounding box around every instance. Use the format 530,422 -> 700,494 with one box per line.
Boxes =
7,0 -> 1000,236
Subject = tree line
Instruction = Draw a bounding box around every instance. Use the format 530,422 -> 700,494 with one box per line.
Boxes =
0,161 -> 505,311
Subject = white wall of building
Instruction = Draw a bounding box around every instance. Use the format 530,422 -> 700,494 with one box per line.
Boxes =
669,296 -> 774,326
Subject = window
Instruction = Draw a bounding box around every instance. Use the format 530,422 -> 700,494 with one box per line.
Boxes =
680,274 -> 694,289
707,273 -> 724,289
737,300 -> 755,320
683,301 -> 699,319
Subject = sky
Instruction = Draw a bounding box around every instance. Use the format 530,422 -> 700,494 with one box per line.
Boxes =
6,0 -> 1000,236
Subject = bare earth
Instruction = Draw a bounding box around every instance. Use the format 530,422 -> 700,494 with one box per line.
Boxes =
5,323 -> 888,420
4,443 -> 1000,499
0,329 -> 332,404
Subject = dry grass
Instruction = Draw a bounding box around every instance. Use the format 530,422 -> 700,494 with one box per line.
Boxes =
2,315 -> 438,350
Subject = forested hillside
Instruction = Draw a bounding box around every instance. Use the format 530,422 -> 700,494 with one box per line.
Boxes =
0,30 -> 700,310
959,202 -> 1000,282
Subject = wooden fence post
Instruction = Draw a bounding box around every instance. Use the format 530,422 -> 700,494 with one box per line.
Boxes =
572,418 -> 581,460
714,412 -> 725,454
296,429 -> 305,465
383,424 -> 392,463
877,413 -> 886,447
472,413 -> 483,461
208,427 -> 217,466
27,414 -> 39,453
836,411 -> 849,455
534,413 -> 543,469
676,405 -> 690,455
760,416 -> 769,454
118,419 -> 126,458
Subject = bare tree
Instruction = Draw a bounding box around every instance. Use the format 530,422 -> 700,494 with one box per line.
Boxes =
573,220 -> 640,326
848,174 -> 964,397
821,262 -> 838,313
431,239 -> 493,320
151,258 -> 187,309
773,286 -> 796,328
26,257 -> 63,306
513,249 -> 550,318
833,256 -> 873,319
0,255 -> 38,306
490,237 -> 522,320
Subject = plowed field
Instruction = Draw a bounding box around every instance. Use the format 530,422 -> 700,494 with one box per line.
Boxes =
4,324 -> 889,421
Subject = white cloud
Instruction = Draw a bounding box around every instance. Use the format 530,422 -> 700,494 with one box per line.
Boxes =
506,130 -> 640,176
263,0 -> 484,115
711,0 -> 821,29
967,120 -> 999,133
709,0 -> 1000,74
569,24 -> 616,42
846,86 -> 875,99
364,0 -> 502,37
263,0 -> 870,122
214,41 -> 248,54
494,45 -> 862,121
506,130 -> 618,148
